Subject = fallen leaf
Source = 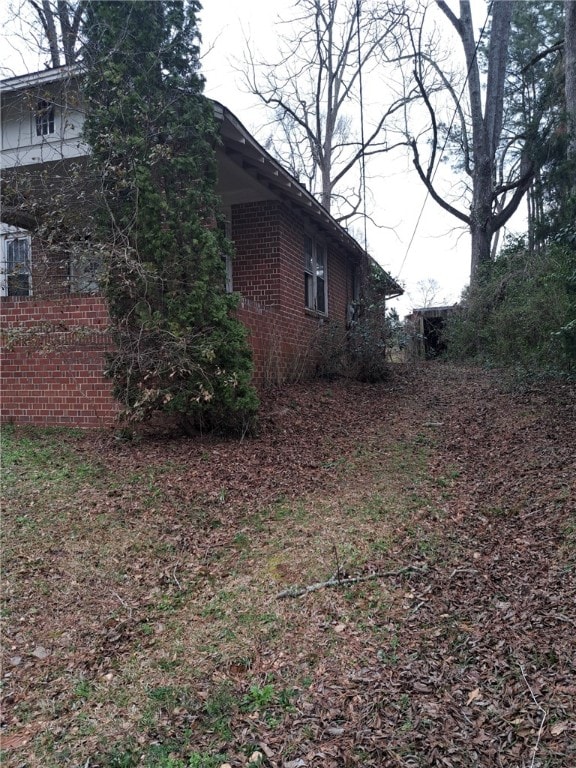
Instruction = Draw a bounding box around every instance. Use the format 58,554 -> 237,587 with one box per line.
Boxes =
551,722 -> 569,736
259,743 -> 274,758
31,645 -> 50,659
466,688 -> 481,705
0,732 -> 30,749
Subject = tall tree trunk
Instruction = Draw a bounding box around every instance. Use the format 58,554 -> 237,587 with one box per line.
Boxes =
469,156 -> 496,275
432,1 -> 516,282
566,0 -> 576,171
468,0 -> 514,278
28,0 -> 85,67
41,0 -> 61,67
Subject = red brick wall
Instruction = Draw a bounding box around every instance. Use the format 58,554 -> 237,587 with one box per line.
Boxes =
1,296 -> 118,427
1,201 -> 365,425
232,200 -> 360,385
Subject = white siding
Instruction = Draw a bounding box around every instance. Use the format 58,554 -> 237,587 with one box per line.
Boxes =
1,80 -> 88,168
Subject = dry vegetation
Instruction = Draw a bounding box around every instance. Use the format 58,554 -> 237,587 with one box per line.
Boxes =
2,362 -> 575,767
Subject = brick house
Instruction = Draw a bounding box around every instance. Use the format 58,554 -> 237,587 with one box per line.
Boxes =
1,67 -> 402,427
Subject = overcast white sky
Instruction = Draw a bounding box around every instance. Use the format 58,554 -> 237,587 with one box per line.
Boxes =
198,0 -> 498,316
1,0 -> 523,316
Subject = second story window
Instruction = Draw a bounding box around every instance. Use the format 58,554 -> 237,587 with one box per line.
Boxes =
35,99 -> 55,136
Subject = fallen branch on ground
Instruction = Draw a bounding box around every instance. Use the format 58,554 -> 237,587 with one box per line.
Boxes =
276,565 -> 427,599
519,663 -> 547,768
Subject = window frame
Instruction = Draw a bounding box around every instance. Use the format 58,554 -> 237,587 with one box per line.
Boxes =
34,98 -> 55,137
69,253 -> 103,294
304,235 -> 328,315
1,231 -> 33,297
347,265 -> 361,325
219,213 -> 233,293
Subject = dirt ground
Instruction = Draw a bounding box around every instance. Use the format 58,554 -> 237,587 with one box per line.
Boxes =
2,362 -> 575,767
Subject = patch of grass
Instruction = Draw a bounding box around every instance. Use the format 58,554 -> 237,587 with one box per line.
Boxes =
1,425 -> 103,494
237,608 -> 278,630
377,630 -> 401,665
269,500 -> 308,522
156,591 -> 188,613
233,531 -> 250,549
416,531 -> 441,560
242,682 -> 276,711
73,678 -> 94,700
156,657 -> 181,672
203,681 -> 236,739
359,492 -> 388,521
101,742 -> 140,768
99,740 -> 228,768
239,680 -> 298,728
187,753 -> 229,768
147,685 -> 181,708
370,535 -> 394,553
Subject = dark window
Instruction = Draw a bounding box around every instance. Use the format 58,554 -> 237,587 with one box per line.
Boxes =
4,236 -> 32,296
35,99 -> 55,136
304,235 -> 327,314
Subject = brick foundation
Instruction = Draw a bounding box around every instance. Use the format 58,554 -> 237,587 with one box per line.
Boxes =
1,296 -> 118,427
1,200 -> 367,427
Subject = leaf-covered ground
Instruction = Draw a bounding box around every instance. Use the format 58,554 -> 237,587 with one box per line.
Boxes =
2,362 -> 575,767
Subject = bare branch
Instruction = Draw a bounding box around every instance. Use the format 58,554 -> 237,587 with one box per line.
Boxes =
410,139 -> 470,225
277,564 -> 427,599
235,0 -> 417,220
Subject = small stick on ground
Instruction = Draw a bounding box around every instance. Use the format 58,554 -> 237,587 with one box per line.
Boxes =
519,663 -> 547,768
276,565 -> 426,599
333,544 -> 343,583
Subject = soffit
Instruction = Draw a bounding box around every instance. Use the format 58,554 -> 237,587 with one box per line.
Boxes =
214,102 -> 403,297
215,102 -> 362,253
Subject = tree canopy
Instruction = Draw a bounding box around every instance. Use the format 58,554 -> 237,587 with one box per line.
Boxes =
82,0 -> 258,433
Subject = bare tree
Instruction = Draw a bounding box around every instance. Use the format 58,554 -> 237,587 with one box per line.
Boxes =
408,0 -> 535,282
566,0 -> 576,168
8,0 -> 86,68
410,277 -> 449,308
240,0 -> 414,224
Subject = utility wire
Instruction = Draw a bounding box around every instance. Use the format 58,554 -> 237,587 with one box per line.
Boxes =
357,0 -> 368,252
396,1 -> 493,278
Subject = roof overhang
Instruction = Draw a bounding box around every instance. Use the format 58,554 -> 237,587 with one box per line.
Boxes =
0,65 -> 80,93
213,102 -> 402,298
1,68 -> 403,298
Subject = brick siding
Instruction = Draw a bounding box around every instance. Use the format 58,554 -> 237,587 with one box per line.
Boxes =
1,295 -> 118,427
1,200 -> 365,426
233,200 -> 362,385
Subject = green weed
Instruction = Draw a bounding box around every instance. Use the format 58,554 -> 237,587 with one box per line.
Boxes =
203,682 -> 236,738
1,427 -> 102,493
241,681 -> 297,719
242,683 -> 276,711
147,685 -> 180,707
187,754 -> 228,768
73,679 -> 93,700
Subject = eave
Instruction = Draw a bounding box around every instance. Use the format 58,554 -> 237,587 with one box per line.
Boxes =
1,68 -> 403,299
213,101 -> 403,299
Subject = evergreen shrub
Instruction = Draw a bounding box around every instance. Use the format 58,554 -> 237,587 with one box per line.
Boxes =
446,237 -> 576,374
82,0 -> 258,435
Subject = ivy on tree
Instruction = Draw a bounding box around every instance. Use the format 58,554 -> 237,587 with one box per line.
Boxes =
82,0 -> 258,434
